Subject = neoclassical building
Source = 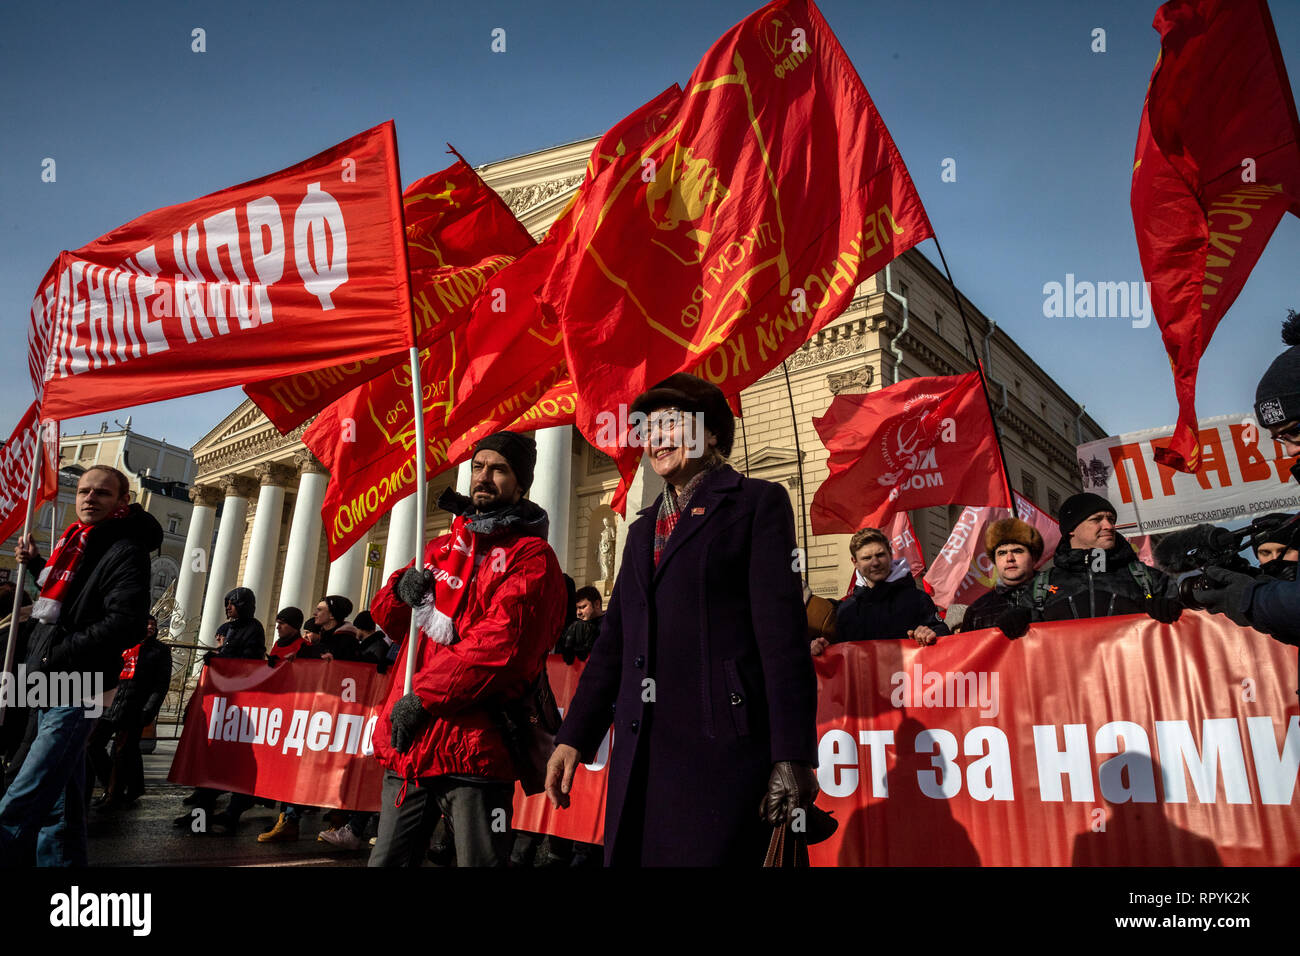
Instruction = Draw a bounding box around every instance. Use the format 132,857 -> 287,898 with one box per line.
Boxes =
169,137 -> 1106,646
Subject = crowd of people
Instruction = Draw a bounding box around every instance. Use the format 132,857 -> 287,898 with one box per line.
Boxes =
2,314 -> 1299,868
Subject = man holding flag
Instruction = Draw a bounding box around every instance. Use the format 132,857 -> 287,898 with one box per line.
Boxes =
0,466 -> 161,867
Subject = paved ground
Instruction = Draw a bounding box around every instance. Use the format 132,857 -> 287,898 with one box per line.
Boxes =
86,736 -> 368,867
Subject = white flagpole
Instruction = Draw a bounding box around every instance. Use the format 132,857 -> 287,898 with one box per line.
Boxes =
0,420 -> 50,728
404,346 -> 427,696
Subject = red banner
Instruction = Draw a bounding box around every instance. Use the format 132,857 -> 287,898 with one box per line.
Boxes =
0,403 -> 59,545
28,122 -> 412,421
173,616 -> 1300,866
244,157 -> 537,433
1131,0 -> 1300,472
548,0 -> 933,509
811,371 -> 1011,534
169,658 -> 388,810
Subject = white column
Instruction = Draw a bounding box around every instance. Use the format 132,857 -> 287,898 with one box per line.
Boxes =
196,475 -> 257,650
241,463 -> 292,624
278,454 -> 329,616
170,483 -> 220,644
530,425 -> 573,570
326,538 -> 367,608
456,459 -> 474,496
381,493 -> 420,581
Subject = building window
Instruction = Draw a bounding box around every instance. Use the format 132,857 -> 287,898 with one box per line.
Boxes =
1013,378 -> 1022,395
934,311 -> 943,336
899,281 -> 909,299
167,517 -> 180,534
1040,401 -> 1047,417
1022,472 -> 1037,503
1048,490 -> 1060,515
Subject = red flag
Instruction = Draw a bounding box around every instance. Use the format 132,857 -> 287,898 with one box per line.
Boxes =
547,0 -> 933,511
810,372 -> 1010,534
0,404 -> 59,546
28,122 -> 413,421
1131,0 -> 1300,471
244,157 -> 537,432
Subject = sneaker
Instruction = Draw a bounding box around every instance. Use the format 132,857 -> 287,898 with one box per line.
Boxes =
181,790 -> 204,806
317,827 -> 337,844
257,813 -> 300,843
318,825 -> 364,850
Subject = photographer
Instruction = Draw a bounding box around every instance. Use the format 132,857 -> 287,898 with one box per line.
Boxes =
1198,314 -> 1300,646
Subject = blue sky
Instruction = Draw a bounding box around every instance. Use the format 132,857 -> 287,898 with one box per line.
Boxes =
1,0 -> 1297,450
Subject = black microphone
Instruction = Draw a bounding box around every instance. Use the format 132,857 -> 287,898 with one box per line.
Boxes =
1154,524 -> 1220,574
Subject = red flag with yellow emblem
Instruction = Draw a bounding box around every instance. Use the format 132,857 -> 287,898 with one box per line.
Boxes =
545,0 -> 932,510
245,156 -> 536,433
1131,0 -> 1300,472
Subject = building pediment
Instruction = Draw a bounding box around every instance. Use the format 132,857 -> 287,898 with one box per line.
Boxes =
732,445 -> 804,473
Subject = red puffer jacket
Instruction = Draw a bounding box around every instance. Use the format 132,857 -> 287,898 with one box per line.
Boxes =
370,492 -> 566,784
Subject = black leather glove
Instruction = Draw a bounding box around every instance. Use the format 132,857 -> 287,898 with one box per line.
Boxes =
1196,567 -> 1255,628
1144,595 -> 1183,624
267,655 -> 279,668
389,692 -> 430,753
995,606 -> 1032,640
759,760 -> 818,826
396,568 -> 434,608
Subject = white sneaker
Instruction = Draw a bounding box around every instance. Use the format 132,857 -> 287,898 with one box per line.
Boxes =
318,825 -> 364,850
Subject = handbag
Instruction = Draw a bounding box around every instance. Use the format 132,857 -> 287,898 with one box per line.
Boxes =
803,585 -> 837,642
763,823 -> 810,867
492,665 -> 563,796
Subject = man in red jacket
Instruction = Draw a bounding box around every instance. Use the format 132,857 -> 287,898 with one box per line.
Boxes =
368,431 -> 566,867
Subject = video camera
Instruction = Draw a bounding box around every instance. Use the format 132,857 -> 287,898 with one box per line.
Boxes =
1156,512 -> 1300,609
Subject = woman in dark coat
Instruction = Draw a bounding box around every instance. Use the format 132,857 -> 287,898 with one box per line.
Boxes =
547,374 -> 818,866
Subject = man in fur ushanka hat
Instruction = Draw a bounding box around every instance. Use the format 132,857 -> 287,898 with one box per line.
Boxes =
960,518 -> 1043,638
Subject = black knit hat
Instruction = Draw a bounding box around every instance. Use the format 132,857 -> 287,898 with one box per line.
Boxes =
1058,492 -> 1116,535
1255,312 -> 1300,429
275,606 -> 304,630
324,594 -> 353,623
474,430 -> 537,492
353,610 -> 376,632
629,373 -> 734,456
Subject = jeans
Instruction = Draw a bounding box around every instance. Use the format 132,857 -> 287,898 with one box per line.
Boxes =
0,707 -> 97,867
369,772 -> 513,867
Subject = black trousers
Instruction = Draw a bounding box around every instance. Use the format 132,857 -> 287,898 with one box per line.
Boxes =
369,771 -> 513,867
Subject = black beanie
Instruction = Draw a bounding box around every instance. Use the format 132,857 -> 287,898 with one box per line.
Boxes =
1255,313 -> 1300,429
474,430 -> 537,492
324,594 -> 353,623
1058,492 -> 1116,535
275,607 -> 304,631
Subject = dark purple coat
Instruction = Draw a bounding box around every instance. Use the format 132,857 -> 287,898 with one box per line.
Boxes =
556,465 -> 817,866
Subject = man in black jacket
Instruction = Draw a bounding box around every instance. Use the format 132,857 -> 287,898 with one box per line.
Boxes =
89,615 -> 172,807
827,527 -> 948,647
0,465 -> 161,866
1035,493 -> 1181,623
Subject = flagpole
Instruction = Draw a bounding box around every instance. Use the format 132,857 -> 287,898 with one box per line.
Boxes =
780,359 -> 811,586
0,428 -> 47,729
389,124 -> 426,698
930,236 -> 1018,517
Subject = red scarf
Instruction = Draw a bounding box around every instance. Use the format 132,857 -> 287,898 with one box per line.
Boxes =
410,513 -> 476,646
119,643 -> 141,680
32,504 -> 130,624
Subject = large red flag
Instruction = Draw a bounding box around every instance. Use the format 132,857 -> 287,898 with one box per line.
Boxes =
810,372 -> 1011,535
1132,0 -> 1300,472
28,122 -> 412,421
546,0 -> 933,510
0,404 -> 59,546
244,157 -> 537,433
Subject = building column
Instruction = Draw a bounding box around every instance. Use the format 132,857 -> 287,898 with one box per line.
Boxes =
196,474 -> 257,650
325,538 -> 367,609
382,494 -> 420,581
278,453 -> 329,617
530,426 -> 573,570
456,458 -> 473,496
241,463 -> 293,626
169,483 -> 222,644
